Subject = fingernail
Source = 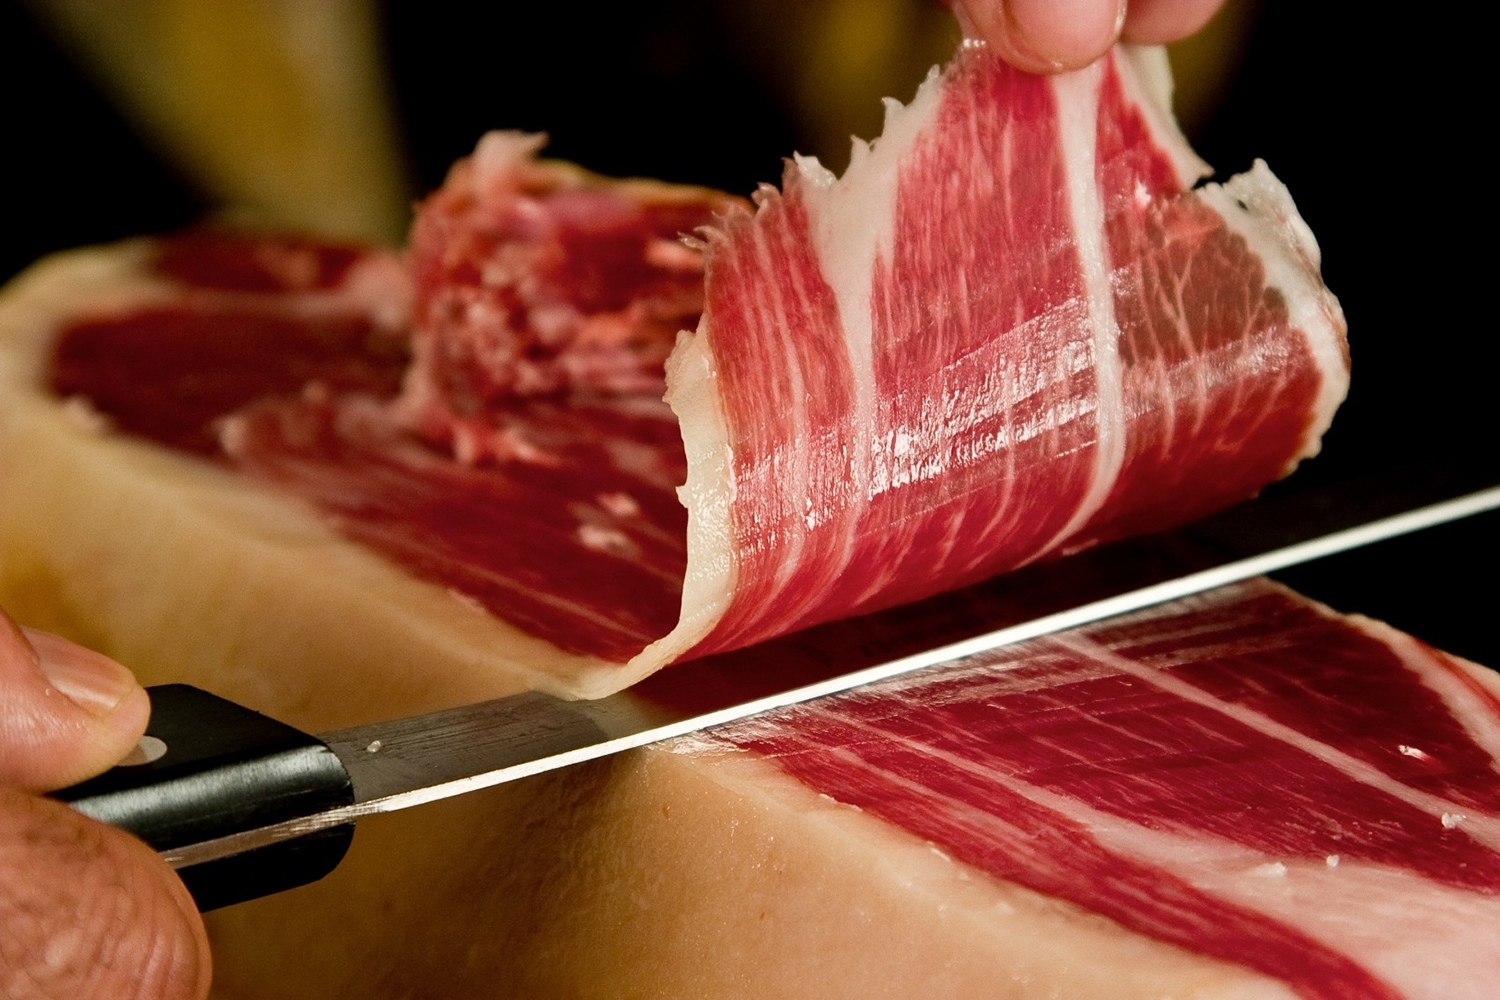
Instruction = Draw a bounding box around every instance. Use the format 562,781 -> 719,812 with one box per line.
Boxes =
1005,0 -> 1126,69
24,627 -> 140,717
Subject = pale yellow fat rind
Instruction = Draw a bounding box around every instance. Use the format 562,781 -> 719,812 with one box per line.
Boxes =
206,747 -> 1294,1000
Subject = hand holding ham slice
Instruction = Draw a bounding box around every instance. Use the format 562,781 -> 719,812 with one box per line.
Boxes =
950,0 -> 1228,72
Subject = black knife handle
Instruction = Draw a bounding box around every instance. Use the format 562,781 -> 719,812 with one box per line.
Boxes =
52,684 -> 354,911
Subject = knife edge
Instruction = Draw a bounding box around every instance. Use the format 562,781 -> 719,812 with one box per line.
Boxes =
154,483 -> 1500,873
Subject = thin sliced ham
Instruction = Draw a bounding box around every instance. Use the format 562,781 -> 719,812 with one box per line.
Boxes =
262,43 -> 1350,690
660,45 -> 1346,675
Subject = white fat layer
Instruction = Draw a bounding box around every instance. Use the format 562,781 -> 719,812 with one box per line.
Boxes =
1119,46 -> 1212,186
1344,614 -> 1500,770
1050,631 -> 1500,851
1196,164 -> 1349,465
1037,61 -> 1126,552
620,329 -> 737,689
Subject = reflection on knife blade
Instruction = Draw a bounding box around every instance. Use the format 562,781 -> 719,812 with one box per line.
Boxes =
156,478 -> 1500,871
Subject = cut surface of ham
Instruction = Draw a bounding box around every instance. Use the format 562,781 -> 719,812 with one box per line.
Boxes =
670,46 -> 1346,668
687,578 -> 1500,1000
25,43 -> 1348,698
114,580 -> 1491,1000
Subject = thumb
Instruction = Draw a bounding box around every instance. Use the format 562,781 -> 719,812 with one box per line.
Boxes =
0,612 -> 151,792
951,0 -> 1126,73
0,788 -> 212,1000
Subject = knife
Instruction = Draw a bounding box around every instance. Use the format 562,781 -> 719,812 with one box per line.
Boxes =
53,465 -> 1500,911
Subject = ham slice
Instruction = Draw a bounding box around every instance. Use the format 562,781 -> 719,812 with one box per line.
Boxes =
390,43 -> 1348,688
663,46 -> 1347,678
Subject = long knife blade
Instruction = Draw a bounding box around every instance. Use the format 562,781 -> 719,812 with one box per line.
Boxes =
156,473 -> 1500,871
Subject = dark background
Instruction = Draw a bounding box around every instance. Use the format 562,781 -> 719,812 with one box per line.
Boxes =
2,1 -> 1495,662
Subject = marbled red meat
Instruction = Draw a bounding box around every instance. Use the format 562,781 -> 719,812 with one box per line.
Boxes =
223,392 -> 689,662
42,44 -> 1346,695
401,131 -> 741,465
700,579 -> 1500,1000
663,46 -> 1346,674
52,306 -> 407,455
152,230 -> 371,293
44,232 -> 695,661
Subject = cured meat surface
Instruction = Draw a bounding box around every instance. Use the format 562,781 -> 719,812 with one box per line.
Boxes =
51,306 -> 407,456
696,579 -> 1500,1000
38,43 -> 1346,696
679,48 -> 1346,664
228,393 -> 689,661
44,235 -> 694,664
401,132 -> 741,460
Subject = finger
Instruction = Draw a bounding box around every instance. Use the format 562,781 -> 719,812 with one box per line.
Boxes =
0,789 -> 211,1000
953,0 -> 1126,73
0,611 -> 150,791
1121,0 -> 1227,44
